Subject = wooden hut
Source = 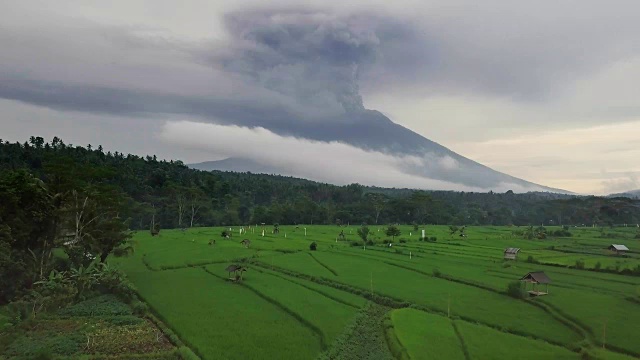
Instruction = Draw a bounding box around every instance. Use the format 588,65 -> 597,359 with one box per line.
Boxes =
240,239 -> 251,248
503,248 -> 520,260
520,271 -> 551,296
225,264 -> 246,282
608,244 -> 629,255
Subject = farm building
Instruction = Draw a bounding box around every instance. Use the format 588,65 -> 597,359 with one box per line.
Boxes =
608,244 -> 629,255
240,239 -> 251,248
520,271 -> 551,296
503,248 -> 520,260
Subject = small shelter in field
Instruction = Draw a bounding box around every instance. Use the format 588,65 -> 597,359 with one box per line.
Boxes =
608,244 -> 629,255
240,239 -> 251,248
520,271 -> 551,296
225,264 -> 247,282
503,248 -> 520,260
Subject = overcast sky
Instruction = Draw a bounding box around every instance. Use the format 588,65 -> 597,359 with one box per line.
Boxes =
1,1 -> 639,195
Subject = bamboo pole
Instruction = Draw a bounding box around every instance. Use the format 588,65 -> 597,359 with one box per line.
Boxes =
603,318 -> 607,349
370,272 -> 373,296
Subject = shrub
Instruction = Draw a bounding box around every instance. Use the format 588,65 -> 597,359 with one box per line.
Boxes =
526,255 -> 538,264
58,294 -> 132,317
429,237 -> 437,242
506,281 -> 525,299
350,241 -> 363,247
33,349 -> 54,360
309,242 -> 317,251
366,240 -> 374,246
575,259 -> 585,270
399,239 -> 407,243
178,346 -> 201,360
432,268 -> 442,277
552,228 -> 572,237
594,262 -> 602,271
131,300 -> 149,315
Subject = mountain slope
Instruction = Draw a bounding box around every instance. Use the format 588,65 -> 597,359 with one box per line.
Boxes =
191,109 -> 568,193
609,190 -> 640,199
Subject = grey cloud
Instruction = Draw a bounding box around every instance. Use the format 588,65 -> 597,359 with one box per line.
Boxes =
602,173 -> 640,194
0,75 -> 299,125
2,2 -> 639,193
366,1 -> 640,101
3,4 -> 640,127
211,9 -> 387,114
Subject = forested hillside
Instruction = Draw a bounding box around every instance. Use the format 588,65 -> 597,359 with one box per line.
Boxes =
2,136 -> 640,231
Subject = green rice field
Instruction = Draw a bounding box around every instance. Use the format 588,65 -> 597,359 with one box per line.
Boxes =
112,225 -> 640,359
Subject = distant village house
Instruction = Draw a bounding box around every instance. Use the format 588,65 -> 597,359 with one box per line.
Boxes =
503,247 -> 520,260
608,244 -> 629,256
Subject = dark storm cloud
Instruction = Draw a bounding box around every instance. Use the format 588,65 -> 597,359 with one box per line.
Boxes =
211,9 -> 392,114
0,75 -> 299,125
3,4 -> 640,124
0,9 -> 408,123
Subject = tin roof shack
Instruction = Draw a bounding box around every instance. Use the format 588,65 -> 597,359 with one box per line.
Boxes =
608,244 -> 629,256
504,248 -> 520,260
520,271 -> 551,297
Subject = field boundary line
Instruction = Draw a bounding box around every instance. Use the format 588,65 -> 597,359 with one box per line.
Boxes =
385,261 -> 592,349
251,266 -> 360,308
451,320 -> 471,360
536,298 -> 640,357
330,248 -> 419,263
201,266 -> 328,350
525,299 -> 590,344
132,291 -> 205,359
144,258 -> 252,272
383,261 -> 501,294
251,260 -> 583,351
383,312 -> 411,360
308,253 -> 339,276
250,260 -> 411,308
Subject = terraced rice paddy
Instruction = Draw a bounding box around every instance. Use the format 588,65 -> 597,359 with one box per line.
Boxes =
113,225 -> 640,359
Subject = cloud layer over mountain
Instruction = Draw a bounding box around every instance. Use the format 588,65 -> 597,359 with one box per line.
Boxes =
162,121 -> 547,193
1,1 -> 640,194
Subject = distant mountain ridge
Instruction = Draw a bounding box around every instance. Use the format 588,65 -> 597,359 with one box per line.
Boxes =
609,189 -> 640,199
190,109 -> 570,194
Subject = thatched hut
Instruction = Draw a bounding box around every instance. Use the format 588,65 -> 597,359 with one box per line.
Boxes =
520,271 -> 551,296
225,264 -> 247,281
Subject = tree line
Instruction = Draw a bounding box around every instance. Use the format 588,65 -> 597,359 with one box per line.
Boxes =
2,136 -> 640,231
3,136 -> 640,303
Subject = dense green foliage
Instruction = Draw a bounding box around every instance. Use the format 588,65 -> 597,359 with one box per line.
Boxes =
3,137 -> 640,235
0,295 -> 178,359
